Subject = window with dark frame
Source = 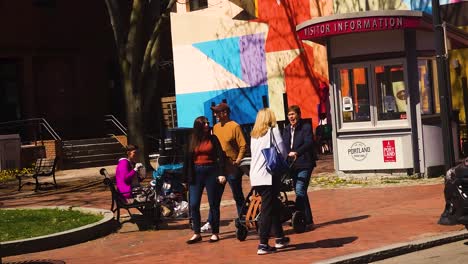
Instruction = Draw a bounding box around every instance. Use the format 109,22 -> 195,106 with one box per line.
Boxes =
335,59 -> 413,130
338,67 -> 371,123
418,59 -> 440,115
188,0 -> 208,11
375,64 -> 407,121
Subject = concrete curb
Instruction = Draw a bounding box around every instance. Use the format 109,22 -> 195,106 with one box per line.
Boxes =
315,229 -> 468,264
0,206 -> 116,257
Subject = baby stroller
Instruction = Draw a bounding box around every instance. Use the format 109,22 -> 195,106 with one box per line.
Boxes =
152,163 -> 189,219
235,157 -> 306,241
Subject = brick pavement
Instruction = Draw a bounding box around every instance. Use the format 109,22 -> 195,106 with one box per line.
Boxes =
1,155 -> 465,264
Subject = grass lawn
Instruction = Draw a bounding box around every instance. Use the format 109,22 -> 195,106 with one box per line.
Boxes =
0,208 -> 103,242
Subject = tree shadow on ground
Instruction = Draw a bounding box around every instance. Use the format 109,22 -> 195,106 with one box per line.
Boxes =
159,218 -> 234,231
219,229 -> 258,241
117,215 -> 236,232
219,218 -> 234,227
119,215 -> 158,231
314,215 -> 370,229
282,236 -> 358,252
281,215 -> 370,236
157,217 -> 190,230
0,179 -> 104,203
4,259 -> 66,264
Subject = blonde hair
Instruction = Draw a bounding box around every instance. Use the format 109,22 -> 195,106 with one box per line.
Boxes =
251,108 -> 277,139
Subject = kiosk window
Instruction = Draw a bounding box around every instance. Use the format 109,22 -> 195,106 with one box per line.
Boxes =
334,59 -> 410,131
339,67 -> 370,122
418,59 -> 439,114
375,64 -> 407,120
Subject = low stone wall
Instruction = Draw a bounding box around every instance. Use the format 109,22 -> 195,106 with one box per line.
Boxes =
32,140 -> 63,169
21,140 -> 60,169
0,206 -> 115,257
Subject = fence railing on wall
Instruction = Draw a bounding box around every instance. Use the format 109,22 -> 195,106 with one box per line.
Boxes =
0,118 -> 61,144
104,114 -> 128,136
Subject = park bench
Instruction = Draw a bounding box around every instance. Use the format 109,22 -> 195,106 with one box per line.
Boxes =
99,168 -> 160,227
16,157 -> 59,192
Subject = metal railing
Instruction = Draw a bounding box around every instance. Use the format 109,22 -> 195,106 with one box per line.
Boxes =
0,118 -> 61,144
40,118 -> 61,141
104,115 -> 127,136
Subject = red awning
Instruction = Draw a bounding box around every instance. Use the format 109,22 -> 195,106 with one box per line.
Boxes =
296,10 -> 468,49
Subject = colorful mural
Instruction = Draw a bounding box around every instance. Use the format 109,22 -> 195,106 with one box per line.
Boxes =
171,0 -> 466,128
171,0 -> 331,128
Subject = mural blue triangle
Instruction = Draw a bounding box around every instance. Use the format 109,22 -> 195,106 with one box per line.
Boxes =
193,37 -> 242,80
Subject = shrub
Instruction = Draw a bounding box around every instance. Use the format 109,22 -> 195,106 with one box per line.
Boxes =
0,166 -> 35,183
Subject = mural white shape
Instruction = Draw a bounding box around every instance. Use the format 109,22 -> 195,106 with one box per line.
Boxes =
173,45 -> 249,94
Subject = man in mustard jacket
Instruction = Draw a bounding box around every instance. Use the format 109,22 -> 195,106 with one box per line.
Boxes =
201,102 -> 247,233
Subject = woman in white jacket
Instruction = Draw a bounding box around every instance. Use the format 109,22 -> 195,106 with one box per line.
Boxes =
250,108 -> 290,255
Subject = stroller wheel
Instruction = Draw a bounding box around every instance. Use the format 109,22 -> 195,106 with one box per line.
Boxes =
292,211 -> 306,233
236,225 -> 248,241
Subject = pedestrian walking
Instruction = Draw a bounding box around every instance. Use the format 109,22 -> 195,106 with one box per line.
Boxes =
183,116 -> 226,244
250,108 -> 290,255
282,105 -> 316,229
200,102 -> 247,233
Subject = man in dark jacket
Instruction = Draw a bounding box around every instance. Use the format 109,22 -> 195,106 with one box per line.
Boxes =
282,105 -> 316,229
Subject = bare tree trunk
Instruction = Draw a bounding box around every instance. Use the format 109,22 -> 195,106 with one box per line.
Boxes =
104,0 -> 177,169
123,73 -> 146,164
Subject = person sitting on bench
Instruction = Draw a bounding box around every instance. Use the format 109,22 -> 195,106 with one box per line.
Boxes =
116,144 -> 147,203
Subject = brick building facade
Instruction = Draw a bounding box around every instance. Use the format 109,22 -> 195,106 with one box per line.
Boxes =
0,0 -> 122,140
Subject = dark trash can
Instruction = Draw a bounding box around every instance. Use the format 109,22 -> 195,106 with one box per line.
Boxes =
439,158 -> 468,229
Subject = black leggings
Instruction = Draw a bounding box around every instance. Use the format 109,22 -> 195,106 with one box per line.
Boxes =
255,176 -> 284,245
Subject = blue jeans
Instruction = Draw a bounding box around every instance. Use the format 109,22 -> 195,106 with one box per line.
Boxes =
293,168 -> 314,224
208,165 -> 245,223
189,164 -> 222,234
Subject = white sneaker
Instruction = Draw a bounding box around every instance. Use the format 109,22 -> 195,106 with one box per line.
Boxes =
275,237 -> 290,249
200,222 -> 212,233
257,244 -> 277,255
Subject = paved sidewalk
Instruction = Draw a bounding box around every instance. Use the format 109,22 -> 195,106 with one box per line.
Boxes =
1,156 -> 466,264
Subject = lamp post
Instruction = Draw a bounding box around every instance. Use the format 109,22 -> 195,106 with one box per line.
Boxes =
434,0 -> 458,226
432,0 -> 455,170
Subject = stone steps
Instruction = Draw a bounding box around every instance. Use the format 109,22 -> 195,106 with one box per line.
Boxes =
62,137 -> 125,169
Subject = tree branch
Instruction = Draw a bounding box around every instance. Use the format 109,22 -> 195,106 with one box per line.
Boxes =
127,0 -> 148,92
104,0 -> 125,59
148,0 -> 162,26
314,0 -> 322,16
140,0 -> 176,112
140,0 -> 176,77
